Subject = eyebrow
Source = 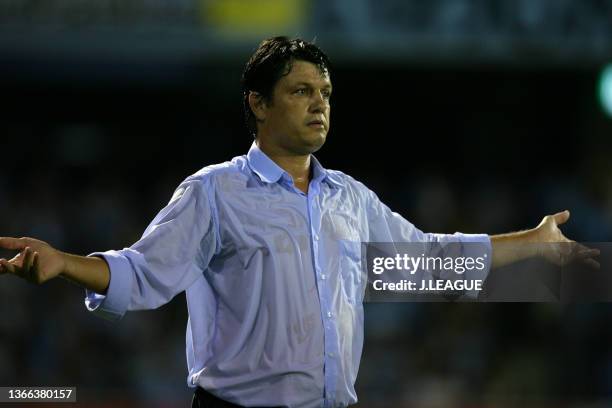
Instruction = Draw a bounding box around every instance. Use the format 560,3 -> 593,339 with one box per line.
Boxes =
293,81 -> 333,90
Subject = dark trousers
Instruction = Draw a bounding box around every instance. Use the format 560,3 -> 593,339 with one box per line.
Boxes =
191,387 -> 243,408
191,387 -> 280,408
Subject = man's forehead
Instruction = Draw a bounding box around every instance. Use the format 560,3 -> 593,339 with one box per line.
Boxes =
284,61 -> 331,85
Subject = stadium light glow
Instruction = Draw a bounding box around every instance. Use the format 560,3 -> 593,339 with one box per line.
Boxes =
599,64 -> 612,117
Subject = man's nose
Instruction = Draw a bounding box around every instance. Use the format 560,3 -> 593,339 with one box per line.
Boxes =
309,91 -> 328,112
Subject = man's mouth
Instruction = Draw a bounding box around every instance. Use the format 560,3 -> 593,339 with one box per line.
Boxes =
307,120 -> 325,128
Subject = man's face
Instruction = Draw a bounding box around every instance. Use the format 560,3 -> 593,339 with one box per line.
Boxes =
257,60 -> 332,155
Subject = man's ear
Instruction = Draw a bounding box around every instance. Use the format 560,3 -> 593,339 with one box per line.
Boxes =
248,91 -> 267,122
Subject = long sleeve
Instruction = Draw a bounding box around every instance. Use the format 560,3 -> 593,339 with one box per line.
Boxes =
84,177 -> 218,321
364,187 -> 492,298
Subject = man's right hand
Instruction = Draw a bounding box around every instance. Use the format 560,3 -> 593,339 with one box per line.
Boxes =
0,236 -> 110,293
0,237 -> 66,284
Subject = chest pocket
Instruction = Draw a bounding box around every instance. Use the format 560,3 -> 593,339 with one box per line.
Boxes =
339,240 -> 365,304
323,208 -> 364,304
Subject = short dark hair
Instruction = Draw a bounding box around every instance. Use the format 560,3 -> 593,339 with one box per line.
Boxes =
241,36 -> 332,137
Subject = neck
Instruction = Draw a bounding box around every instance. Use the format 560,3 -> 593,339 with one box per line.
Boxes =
255,139 -> 311,193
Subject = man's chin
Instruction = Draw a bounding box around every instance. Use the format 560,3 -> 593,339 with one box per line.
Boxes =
300,133 -> 327,154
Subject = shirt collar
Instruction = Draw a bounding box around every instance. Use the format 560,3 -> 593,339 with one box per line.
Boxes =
246,142 -> 343,189
310,154 -> 343,189
247,142 -> 285,184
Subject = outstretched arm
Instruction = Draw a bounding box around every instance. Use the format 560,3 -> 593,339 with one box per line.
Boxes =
0,237 -> 110,294
491,210 -> 599,269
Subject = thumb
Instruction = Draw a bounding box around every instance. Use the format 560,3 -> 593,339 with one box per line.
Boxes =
0,237 -> 28,251
552,210 -> 570,226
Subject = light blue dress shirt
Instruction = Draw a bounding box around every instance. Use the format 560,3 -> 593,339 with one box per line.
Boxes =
85,143 -> 491,408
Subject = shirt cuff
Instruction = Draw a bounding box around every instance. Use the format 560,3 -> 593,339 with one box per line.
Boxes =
455,233 -> 492,300
84,250 -> 133,321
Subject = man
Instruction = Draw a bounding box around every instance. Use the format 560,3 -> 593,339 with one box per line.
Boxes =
0,37 -> 599,407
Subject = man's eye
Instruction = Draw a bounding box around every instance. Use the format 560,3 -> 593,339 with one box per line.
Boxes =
294,88 -> 307,95
322,91 -> 331,99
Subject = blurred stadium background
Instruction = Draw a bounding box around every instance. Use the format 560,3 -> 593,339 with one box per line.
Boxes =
2,0 -> 612,407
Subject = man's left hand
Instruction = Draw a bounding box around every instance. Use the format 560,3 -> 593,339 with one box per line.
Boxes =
532,210 -> 600,269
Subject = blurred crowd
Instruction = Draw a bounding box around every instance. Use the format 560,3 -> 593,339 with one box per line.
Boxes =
1,118 -> 612,407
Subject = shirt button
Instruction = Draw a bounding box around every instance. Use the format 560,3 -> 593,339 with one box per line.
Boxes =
328,352 -> 335,357
314,234 -> 320,241
327,311 -> 333,318
320,274 -> 326,280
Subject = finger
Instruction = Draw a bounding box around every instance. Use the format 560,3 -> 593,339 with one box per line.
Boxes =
22,247 -> 33,279
576,242 -> 599,254
33,251 -> 39,267
552,210 -> 570,226
576,248 -> 601,258
0,237 -> 28,251
0,258 -> 5,274
32,252 -> 40,281
0,258 -> 16,275
8,255 -> 23,269
582,258 -> 600,269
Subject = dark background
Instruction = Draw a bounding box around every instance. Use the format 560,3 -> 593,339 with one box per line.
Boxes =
1,1 -> 612,407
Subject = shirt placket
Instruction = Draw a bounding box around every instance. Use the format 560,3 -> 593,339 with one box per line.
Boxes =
307,182 -> 339,407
